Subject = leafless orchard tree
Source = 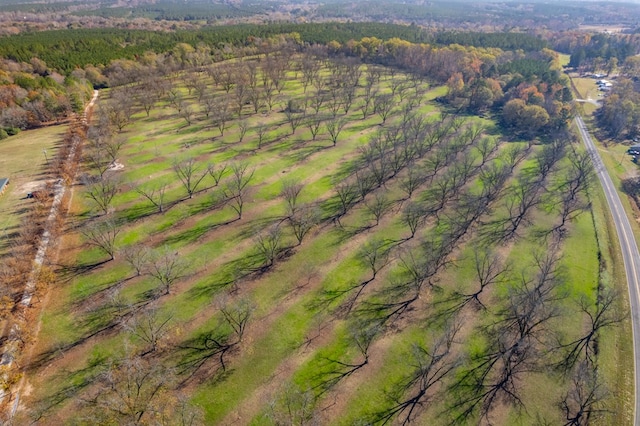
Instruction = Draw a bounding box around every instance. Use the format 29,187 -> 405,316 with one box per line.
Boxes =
237,119 -> 249,143
212,99 -> 231,136
224,162 -> 255,219
256,122 -> 269,149
173,158 -> 209,199
364,193 -> 392,226
556,288 -> 623,372
103,89 -> 134,132
284,108 -> 305,135
148,247 -> 188,295
136,182 -> 168,213
125,306 -> 174,354
305,115 -> 323,141
178,299 -> 253,377
451,250 -> 564,424
81,219 -> 119,261
443,248 -> 510,316
254,225 -> 282,269
311,320 -> 379,396
281,180 -> 304,217
374,93 -> 395,125
400,163 -> 429,200
200,93 -> 217,119
289,204 -> 321,246
85,176 -> 119,215
375,320 -> 461,425
207,162 -> 227,187
560,361 -> 608,426
121,243 -> 151,276
325,117 -> 347,147
268,384 -> 317,426
82,355 -> 173,425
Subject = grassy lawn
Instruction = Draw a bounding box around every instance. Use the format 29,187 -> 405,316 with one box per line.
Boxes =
0,125 -> 67,254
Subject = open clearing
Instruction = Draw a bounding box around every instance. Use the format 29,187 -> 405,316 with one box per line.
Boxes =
0,125 -> 66,254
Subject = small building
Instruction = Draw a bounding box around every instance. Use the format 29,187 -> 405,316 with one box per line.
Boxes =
0,178 -> 8,196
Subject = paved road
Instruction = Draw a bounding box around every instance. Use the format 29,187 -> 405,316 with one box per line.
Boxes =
575,115 -> 640,425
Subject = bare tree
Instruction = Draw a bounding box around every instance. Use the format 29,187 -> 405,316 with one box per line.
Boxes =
212,100 -> 230,136
334,181 -> 358,221
451,250 -> 564,423
256,122 -> 269,149
281,180 -> 304,217
122,243 -> 151,276
136,182 -> 168,213
400,164 -> 428,199
401,201 -> 426,239
84,355 -> 173,425
237,119 -> 249,143
178,299 -> 252,377
305,115 -> 323,141
446,248 -> 509,314
375,321 -> 461,424
85,176 -> 119,215
360,87 -> 377,119
207,162 -> 227,187
148,247 -> 188,295
364,193 -> 392,226
560,361 -> 608,426
173,158 -> 209,199
125,306 -> 174,354
224,162 -> 255,219
103,89 -> 134,131
557,288 -> 623,372
200,94 -> 217,119
81,219 -> 120,261
269,384 -> 317,426
311,320 -> 379,396
289,204 -> 321,246
179,103 -> 195,126
325,117 -> 347,147
284,108 -> 304,135
254,225 -> 282,269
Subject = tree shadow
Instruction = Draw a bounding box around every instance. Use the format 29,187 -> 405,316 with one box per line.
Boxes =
56,258 -> 112,282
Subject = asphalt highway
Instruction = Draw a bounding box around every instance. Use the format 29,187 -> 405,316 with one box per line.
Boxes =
575,115 -> 640,425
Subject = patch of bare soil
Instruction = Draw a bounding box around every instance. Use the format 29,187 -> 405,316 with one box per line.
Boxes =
107,161 -> 124,171
18,180 -> 50,195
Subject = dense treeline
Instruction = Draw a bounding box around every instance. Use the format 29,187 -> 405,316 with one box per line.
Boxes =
0,58 -> 92,136
320,37 -> 572,138
72,0 -> 270,21
434,31 -> 547,52
0,23 -> 428,73
0,25 -> 554,76
598,78 -> 640,140
566,33 -> 639,68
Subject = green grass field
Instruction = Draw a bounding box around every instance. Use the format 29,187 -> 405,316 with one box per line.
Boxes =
0,125 -> 67,254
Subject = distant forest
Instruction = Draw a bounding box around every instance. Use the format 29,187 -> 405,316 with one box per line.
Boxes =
0,24 -> 549,74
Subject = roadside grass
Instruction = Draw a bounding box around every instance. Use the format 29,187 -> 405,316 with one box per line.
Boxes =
572,77 -> 601,101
